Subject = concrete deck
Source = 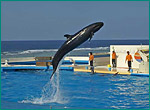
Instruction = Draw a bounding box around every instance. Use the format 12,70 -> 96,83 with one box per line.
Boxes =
74,65 -> 149,77
74,65 -> 130,75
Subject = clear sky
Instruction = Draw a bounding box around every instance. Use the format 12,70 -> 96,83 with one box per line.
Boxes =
1,1 -> 149,41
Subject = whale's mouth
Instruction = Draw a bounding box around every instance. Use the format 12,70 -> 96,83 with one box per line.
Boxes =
93,22 -> 104,33
93,26 -> 100,33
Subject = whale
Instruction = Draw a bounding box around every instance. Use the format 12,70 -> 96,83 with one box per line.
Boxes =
50,22 -> 104,79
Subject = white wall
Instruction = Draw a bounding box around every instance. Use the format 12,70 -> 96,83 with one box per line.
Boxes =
110,45 -> 149,68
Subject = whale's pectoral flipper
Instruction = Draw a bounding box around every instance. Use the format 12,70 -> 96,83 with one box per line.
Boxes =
64,34 -> 73,40
89,32 -> 94,42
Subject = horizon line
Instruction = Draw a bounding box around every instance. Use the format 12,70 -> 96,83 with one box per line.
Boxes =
1,39 -> 149,42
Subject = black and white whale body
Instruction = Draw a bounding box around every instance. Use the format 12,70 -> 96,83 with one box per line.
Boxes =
50,22 -> 104,79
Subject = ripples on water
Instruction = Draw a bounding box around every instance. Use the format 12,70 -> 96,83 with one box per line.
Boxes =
1,70 -> 149,109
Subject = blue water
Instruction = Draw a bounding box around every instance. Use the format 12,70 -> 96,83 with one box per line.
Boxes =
1,40 -> 149,58
1,70 -> 149,109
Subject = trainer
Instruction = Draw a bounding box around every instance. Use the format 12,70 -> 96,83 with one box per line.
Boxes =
125,51 -> 133,72
89,52 -> 94,74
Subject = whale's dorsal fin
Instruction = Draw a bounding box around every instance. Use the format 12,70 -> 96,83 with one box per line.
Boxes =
64,34 -> 73,40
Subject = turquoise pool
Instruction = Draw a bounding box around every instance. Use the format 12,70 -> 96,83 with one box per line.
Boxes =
1,70 -> 149,109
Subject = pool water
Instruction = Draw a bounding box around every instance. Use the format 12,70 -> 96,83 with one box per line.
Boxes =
1,70 -> 149,109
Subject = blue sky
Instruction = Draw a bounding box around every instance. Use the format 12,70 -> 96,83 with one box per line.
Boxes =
1,1 -> 149,41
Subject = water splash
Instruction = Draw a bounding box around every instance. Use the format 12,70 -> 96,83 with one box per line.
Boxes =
39,68 -> 65,104
20,58 -> 68,104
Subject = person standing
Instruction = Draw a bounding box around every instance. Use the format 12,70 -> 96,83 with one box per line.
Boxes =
125,51 -> 133,72
112,51 -> 116,68
89,52 -> 94,74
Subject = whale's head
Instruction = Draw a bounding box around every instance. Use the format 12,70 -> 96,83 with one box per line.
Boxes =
92,22 -> 104,33
87,22 -> 104,41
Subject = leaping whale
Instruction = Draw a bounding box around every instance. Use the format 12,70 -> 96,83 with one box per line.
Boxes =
50,22 -> 104,79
